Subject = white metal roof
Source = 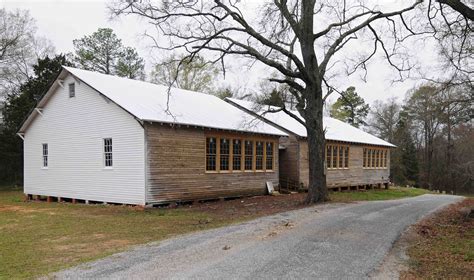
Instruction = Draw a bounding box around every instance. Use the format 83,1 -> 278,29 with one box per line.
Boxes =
226,98 -> 396,147
19,67 -> 287,136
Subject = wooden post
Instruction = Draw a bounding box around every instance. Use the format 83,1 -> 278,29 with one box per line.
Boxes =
72,199 -> 76,204
47,196 -> 52,203
57,197 -> 62,203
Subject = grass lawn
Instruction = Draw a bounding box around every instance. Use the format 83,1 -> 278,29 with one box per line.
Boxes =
402,198 -> 474,279
0,186 -> 431,279
329,186 -> 431,202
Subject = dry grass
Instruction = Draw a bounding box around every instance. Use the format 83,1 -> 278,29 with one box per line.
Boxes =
401,198 -> 474,279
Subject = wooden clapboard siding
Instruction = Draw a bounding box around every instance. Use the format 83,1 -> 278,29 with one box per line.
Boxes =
145,124 -> 279,203
278,135 -> 300,183
297,141 -> 390,188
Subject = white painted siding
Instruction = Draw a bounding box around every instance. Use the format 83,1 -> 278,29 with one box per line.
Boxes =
23,74 -> 145,205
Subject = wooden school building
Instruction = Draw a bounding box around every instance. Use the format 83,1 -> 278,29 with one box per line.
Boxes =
226,98 -> 395,191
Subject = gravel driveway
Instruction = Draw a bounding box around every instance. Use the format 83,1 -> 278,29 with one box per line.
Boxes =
52,194 -> 462,280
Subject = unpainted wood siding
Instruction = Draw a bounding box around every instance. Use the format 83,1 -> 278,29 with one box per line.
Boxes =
298,141 -> 390,187
145,124 -> 279,203
23,74 -> 146,205
278,135 -> 300,182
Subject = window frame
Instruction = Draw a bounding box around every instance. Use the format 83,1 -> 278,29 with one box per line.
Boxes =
103,138 -> 113,169
42,143 -> 48,169
363,147 -> 389,169
326,143 -> 350,170
68,82 -> 75,98
205,135 -> 275,173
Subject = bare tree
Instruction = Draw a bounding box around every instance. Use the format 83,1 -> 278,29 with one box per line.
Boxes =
367,97 -> 401,143
111,0 -> 423,203
423,1 -> 473,88
0,8 -> 54,97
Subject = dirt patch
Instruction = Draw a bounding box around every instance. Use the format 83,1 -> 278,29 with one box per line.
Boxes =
186,193 -> 307,220
395,198 -> 474,279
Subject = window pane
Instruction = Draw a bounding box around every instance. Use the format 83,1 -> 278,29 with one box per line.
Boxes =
256,141 -> 264,170
220,138 -> 230,171
42,143 -> 48,167
104,138 -> 113,167
344,147 -> 349,168
265,142 -> 273,170
69,83 -> 75,97
244,140 -> 253,170
206,137 -> 216,171
232,139 -> 241,170
332,146 -> 338,168
371,149 -> 375,168
326,145 -> 332,168
363,148 -> 367,168
376,150 -> 380,168
384,150 -> 388,168
338,146 -> 343,168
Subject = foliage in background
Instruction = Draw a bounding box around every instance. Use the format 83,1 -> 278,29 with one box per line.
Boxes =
0,55 -> 72,184
367,83 -> 473,193
73,28 -> 145,79
330,86 -> 369,128
151,54 -> 218,93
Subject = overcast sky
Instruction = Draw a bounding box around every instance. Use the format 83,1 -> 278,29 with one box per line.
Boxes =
2,0 -> 438,105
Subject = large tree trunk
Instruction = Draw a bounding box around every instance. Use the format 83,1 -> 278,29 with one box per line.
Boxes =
304,84 -> 328,204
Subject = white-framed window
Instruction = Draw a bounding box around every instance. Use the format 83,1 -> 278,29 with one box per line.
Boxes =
104,138 -> 113,167
42,143 -> 48,168
68,83 -> 75,98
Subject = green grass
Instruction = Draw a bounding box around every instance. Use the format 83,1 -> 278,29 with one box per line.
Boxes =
0,191 -> 234,279
329,186 -> 432,202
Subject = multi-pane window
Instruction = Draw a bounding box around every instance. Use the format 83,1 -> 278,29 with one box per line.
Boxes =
206,137 -> 217,171
326,144 -> 350,169
220,138 -> 230,171
244,140 -> 253,170
42,143 -> 48,168
363,147 -> 388,169
265,142 -> 274,170
205,136 -> 275,173
104,138 -> 113,167
255,141 -> 264,170
68,83 -> 75,98
232,139 -> 242,170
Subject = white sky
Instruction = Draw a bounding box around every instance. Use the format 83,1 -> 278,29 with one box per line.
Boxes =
2,0 -> 438,105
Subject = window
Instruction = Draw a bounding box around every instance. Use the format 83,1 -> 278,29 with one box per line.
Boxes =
255,141 -> 264,170
220,138 -> 230,171
344,147 -> 349,168
206,137 -> 216,171
42,143 -> 48,168
326,146 -> 332,168
68,83 -> 75,98
338,146 -> 344,168
244,140 -> 253,170
104,138 -> 113,167
376,150 -> 380,168
266,142 -> 274,170
232,139 -> 242,171
332,146 -> 338,168
364,147 -> 388,169
206,136 -> 275,173
326,144 -> 350,169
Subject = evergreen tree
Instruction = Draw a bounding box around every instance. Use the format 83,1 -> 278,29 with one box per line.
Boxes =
392,110 -> 419,185
0,54 -> 72,184
330,86 -> 369,128
73,28 -> 144,79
